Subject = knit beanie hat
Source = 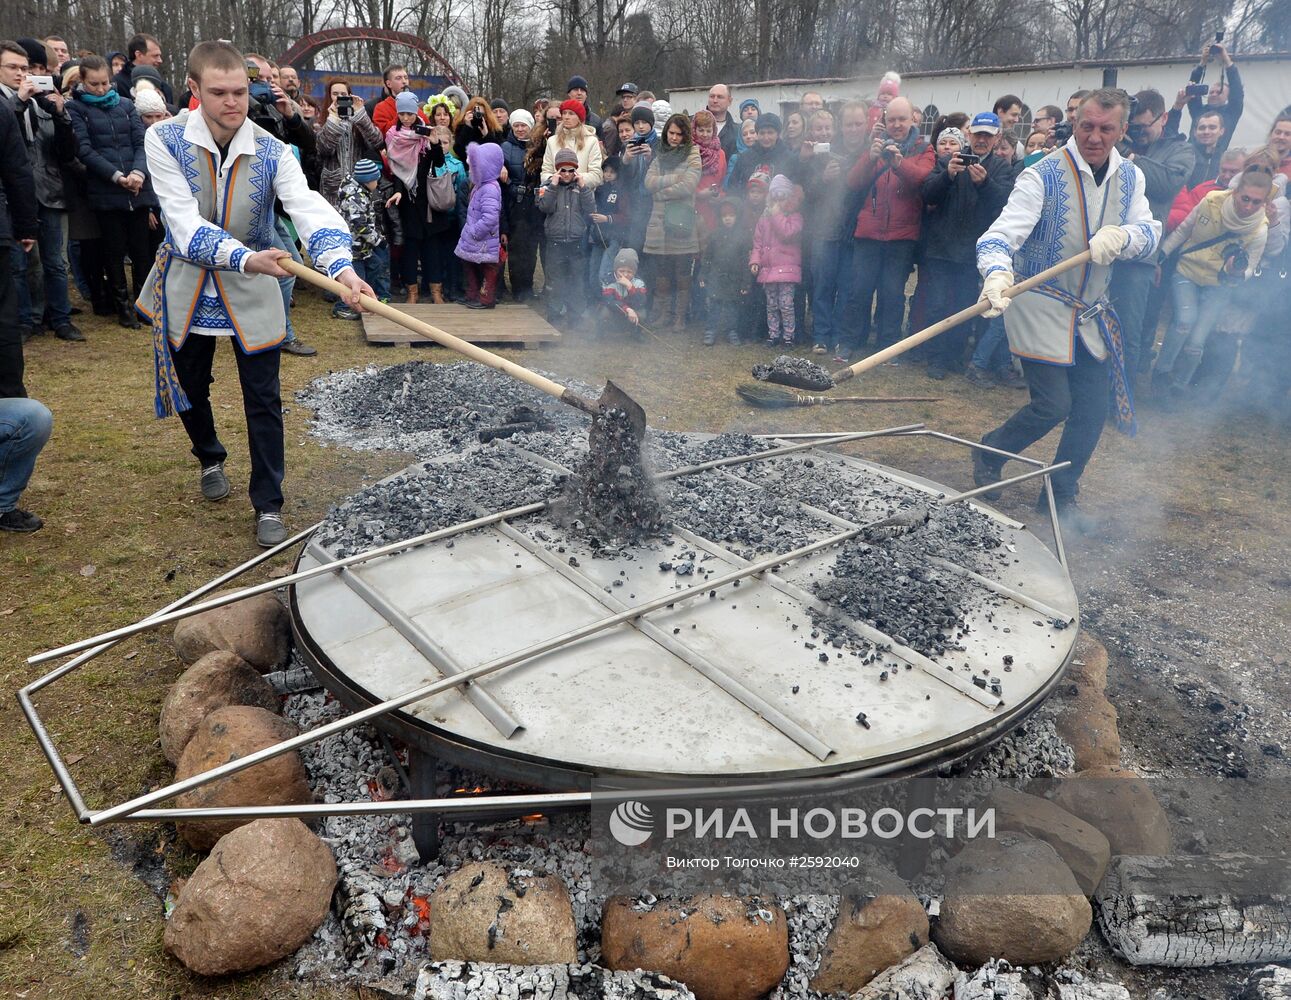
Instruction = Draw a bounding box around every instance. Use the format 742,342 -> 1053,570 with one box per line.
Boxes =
768,174 -> 794,201
877,71 -> 901,99
509,108 -> 535,129
739,98 -> 760,116
630,105 -> 655,127
353,158 -> 382,182
747,167 -> 771,192
442,85 -> 469,110
395,91 -> 421,114
651,99 -> 672,132
554,147 -> 579,168
937,127 -> 967,151
131,63 -> 165,89
559,98 -> 586,122
757,112 -> 782,134
566,74 -> 589,93
491,98 -> 510,112
133,88 -> 167,116
613,248 -> 639,272
16,37 -> 47,69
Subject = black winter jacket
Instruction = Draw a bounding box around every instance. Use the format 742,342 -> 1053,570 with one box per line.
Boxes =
67,95 -> 157,212
919,152 -> 1014,264
700,215 -> 754,299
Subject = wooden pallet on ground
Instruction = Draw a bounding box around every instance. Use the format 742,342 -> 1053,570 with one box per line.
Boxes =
361,303 -> 561,349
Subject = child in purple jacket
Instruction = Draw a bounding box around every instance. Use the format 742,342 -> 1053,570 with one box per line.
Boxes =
749,174 -> 803,345
455,142 -> 505,308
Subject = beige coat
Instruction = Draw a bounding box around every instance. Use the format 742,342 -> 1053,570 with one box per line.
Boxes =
644,144 -> 702,256
541,125 -> 603,189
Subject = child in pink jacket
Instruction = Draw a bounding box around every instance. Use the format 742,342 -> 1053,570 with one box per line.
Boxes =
749,174 -> 804,345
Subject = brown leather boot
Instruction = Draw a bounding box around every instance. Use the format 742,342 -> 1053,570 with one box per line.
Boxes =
430,283 -> 445,304
406,284 -> 419,304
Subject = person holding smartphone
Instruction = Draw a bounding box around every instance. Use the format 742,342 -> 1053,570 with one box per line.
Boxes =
920,118 -> 1014,381
1167,35 -> 1243,157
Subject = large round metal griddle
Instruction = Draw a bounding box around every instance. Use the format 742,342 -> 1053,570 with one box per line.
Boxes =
290,437 -> 1079,791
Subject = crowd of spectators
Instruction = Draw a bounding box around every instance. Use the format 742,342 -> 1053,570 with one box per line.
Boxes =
4,30 -> 1291,533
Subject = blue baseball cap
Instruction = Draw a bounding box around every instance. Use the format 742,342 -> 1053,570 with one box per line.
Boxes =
969,112 -> 1001,135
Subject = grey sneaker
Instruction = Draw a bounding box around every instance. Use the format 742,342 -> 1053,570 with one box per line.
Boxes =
282,339 -> 317,356
200,462 -> 230,501
255,511 -> 288,548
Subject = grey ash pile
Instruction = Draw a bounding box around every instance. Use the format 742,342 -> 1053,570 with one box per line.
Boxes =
313,451 -> 561,558
751,355 -> 833,390
299,361 -> 588,457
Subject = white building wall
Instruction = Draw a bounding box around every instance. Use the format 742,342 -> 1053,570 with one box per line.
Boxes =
668,58 -> 1290,150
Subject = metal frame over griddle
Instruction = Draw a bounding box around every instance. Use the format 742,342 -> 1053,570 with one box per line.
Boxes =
18,424 -> 1075,846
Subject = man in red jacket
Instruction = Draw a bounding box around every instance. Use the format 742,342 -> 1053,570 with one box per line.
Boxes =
1166,148 -> 1245,231
840,97 -> 933,355
370,64 -> 424,135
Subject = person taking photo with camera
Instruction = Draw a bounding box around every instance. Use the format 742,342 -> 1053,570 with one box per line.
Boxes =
1151,166 -> 1272,403
318,78 -> 383,208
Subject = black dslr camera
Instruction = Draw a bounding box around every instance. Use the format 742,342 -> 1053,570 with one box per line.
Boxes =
1220,242 -> 1249,284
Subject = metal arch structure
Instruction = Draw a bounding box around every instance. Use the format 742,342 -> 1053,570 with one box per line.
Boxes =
278,28 -> 462,86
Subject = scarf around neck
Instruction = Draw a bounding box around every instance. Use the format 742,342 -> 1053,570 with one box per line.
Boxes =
384,125 -> 429,196
79,88 -> 120,109
695,131 -> 721,176
1219,188 -> 1267,236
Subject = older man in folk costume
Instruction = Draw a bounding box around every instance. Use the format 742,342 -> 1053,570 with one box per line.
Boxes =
138,41 -> 371,547
972,88 -> 1160,536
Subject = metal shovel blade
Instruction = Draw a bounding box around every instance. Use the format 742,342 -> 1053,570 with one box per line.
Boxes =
595,380 -> 647,444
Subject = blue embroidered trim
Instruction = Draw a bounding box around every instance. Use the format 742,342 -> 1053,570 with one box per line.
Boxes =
191,295 -> 233,329
983,265 -> 1010,276
186,224 -> 228,267
229,247 -> 250,272
976,237 -> 1013,265
327,258 -> 352,278
307,227 -> 352,260
1127,222 -> 1158,260
247,136 -> 282,252
158,122 -> 200,195
1117,162 -> 1135,224
1016,158 -> 1069,280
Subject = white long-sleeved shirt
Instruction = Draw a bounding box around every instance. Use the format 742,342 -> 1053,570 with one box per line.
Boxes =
146,109 -> 353,336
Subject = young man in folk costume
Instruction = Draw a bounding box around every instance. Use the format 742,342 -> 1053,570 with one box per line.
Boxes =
138,41 -> 371,547
973,88 -> 1161,537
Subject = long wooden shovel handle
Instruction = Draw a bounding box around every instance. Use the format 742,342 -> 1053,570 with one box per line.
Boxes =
281,259 -> 598,416
832,250 -> 1093,385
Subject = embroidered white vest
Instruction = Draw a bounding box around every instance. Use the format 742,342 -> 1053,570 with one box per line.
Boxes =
1004,149 -> 1137,365
137,114 -> 287,353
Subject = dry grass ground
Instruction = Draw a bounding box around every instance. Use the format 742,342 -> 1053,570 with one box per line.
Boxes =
2,288 -> 1288,998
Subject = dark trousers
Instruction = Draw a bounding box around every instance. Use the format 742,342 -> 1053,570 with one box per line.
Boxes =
463,261 -> 500,306
1107,260 -> 1155,381
399,234 -> 433,288
845,237 -> 916,350
506,211 -> 541,300
426,231 -> 456,285
98,208 -> 154,299
921,257 -> 980,369
170,334 -> 284,513
545,240 -> 585,319
982,339 -> 1108,501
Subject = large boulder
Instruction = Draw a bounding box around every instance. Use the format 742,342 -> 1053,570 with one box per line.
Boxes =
164,818 -> 336,975
159,650 -> 280,765
172,592 -> 292,672
429,861 -> 577,966
600,895 -> 789,1000
851,943 -> 956,1000
1067,633 -> 1109,693
1052,687 -> 1122,770
933,833 -> 1091,966
989,786 -> 1111,895
174,705 -> 313,851
810,868 -> 928,993
1046,765 -> 1172,856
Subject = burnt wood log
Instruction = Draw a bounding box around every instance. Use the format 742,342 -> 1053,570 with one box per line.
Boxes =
1095,855 -> 1291,967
